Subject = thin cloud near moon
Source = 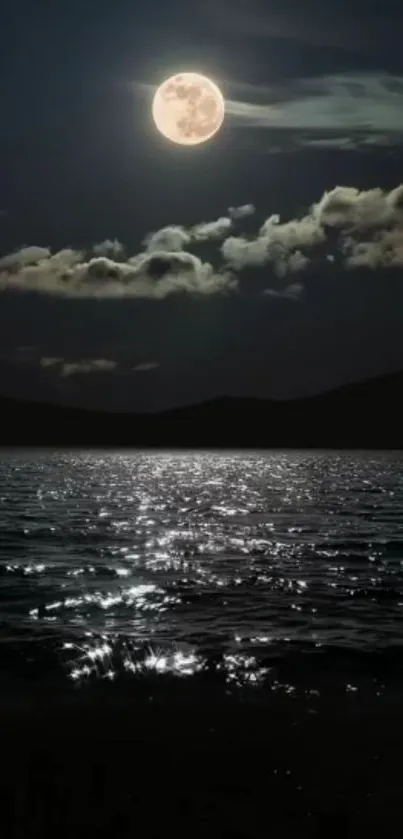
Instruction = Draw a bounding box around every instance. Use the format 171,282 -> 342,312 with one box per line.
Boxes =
225,72 -> 403,150
133,71 -> 403,150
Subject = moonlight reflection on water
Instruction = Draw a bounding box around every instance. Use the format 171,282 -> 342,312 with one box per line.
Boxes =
1,451 -> 403,694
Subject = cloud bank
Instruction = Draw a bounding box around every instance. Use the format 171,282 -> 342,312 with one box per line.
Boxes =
0,209 -> 251,300
1,185 -> 403,300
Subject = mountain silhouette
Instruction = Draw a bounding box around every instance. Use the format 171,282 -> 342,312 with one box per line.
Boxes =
1,370 -> 402,447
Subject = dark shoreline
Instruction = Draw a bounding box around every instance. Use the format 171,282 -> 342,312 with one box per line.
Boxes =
2,682 -> 403,837
2,368 -> 403,447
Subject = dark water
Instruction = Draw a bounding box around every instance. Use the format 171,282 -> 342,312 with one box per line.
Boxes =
1,450 -> 403,696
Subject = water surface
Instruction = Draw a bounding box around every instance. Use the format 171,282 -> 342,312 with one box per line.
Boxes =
1,450 -> 403,695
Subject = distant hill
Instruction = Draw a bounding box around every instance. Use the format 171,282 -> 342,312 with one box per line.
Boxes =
1,370 -> 402,447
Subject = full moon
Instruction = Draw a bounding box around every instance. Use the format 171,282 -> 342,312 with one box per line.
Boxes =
152,72 -> 225,146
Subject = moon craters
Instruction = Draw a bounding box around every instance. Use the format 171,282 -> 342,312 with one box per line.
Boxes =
152,73 -> 225,146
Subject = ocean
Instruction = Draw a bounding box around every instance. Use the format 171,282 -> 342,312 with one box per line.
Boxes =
1,449 -> 403,698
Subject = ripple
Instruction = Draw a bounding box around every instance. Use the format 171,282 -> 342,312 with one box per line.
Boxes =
1,450 -> 403,689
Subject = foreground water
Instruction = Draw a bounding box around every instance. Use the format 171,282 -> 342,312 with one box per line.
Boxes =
1,450 -> 403,696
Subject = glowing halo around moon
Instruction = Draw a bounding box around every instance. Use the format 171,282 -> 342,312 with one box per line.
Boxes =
152,72 -> 225,146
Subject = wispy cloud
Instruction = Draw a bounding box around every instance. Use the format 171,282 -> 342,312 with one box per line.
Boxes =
226,73 -> 403,150
228,204 -> 255,220
133,362 -> 160,372
263,283 -> 304,300
40,358 -> 117,377
5,347 -> 160,377
133,72 -> 403,151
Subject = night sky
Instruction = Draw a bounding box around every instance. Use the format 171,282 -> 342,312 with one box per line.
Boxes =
1,0 -> 403,411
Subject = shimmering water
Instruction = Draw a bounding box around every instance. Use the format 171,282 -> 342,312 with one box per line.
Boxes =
1,450 -> 403,694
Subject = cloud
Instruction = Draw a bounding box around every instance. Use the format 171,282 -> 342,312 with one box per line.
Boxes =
343,228 -> 403,269
263,283 -> 304,300
0,247 -> 236,299
191,217 -> 233,241
0,205 -> 255,300
92,239 -> 125,259
144,206 -> 254,253
7,347 -> 160,377
313,185 -> 403,230
40,357 -> 64,368
220,183 -> 403,275
0,246 -> 52,269
40,357 -> 117,377
145,226 -> 191,253
1,185 -> 403,302
228,204 -> 255,219
225,73 -> 403,151
133,362 -> 160,372
133,71 -> 403,151
222,216 -> 323,274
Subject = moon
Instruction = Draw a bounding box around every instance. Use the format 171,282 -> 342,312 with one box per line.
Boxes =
152,72 -> 225,146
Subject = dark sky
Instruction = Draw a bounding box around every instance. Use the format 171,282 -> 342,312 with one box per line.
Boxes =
1,0 -> 403,411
